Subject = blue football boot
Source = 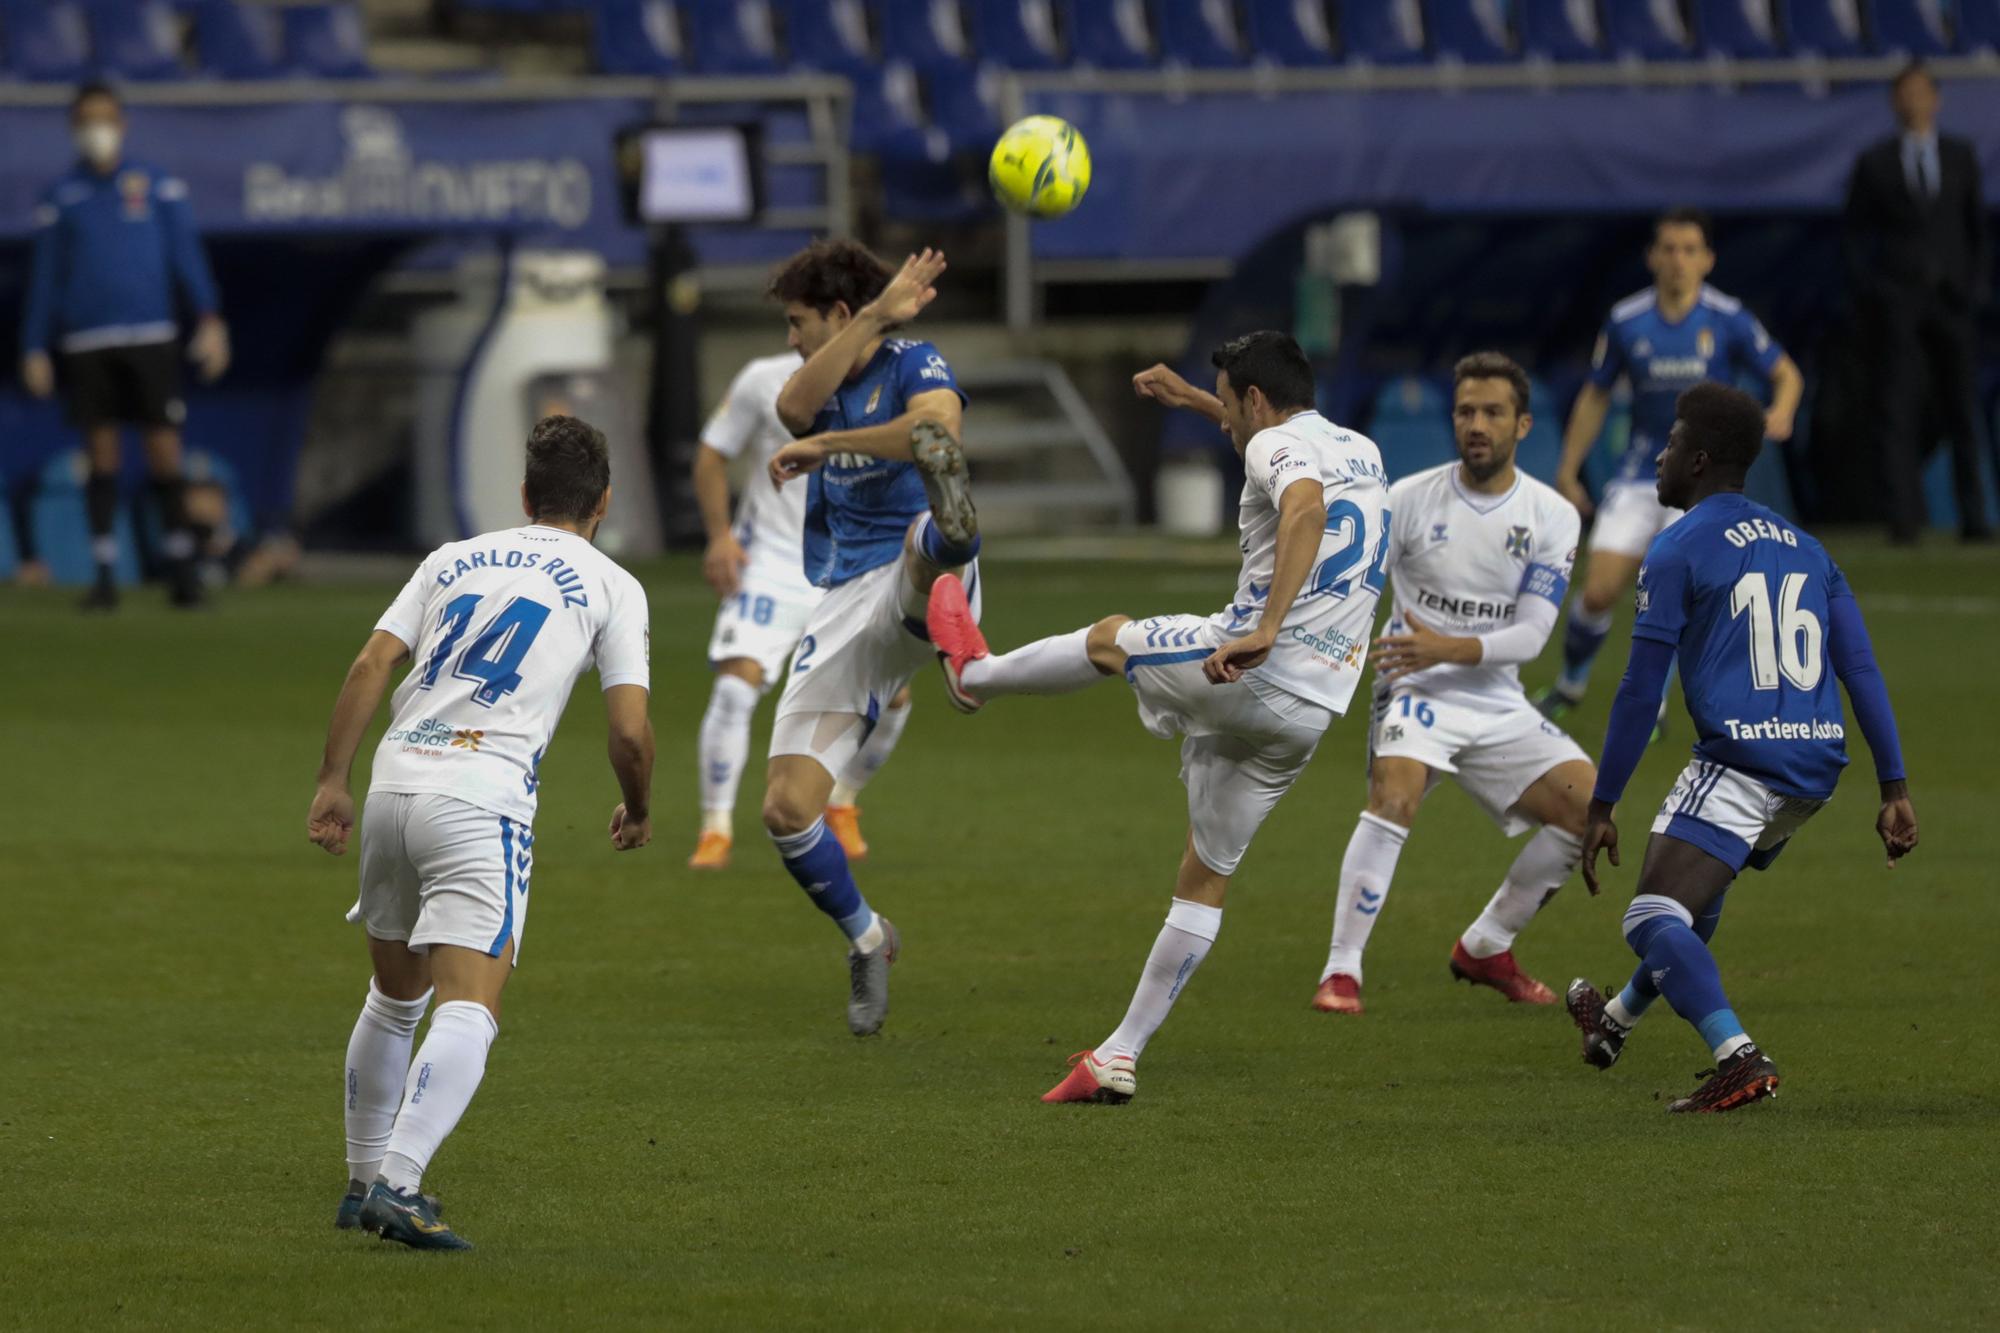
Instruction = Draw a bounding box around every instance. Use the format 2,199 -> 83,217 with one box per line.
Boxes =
357,1181 -> 472,1251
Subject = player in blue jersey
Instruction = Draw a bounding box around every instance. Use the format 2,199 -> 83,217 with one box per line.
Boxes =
754,240 -> 981,1036
1538,209 -> 1803,722
1564,384 -> 1917,1113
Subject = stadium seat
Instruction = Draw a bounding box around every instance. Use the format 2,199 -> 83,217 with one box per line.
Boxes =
1367,377 -> 1457,481
1695,0 -> 1787,58
924,63 -> 1000,155
282,2 -> 373,78
192,0 -> 290,79
1520,0 -> 1606,60
847,62 -> 942,160
1963,0 -> 2000,54
969,0 -> 1067,69
1871,0 -> 1954,56
879,0 -> 977,72
1605,0 -> 1698,59
87,0 -> 187,80
1156,0 -> 1248,66
594,0 -> 682,76
683,0 -> 782,74
777,0 -> 875,72
0,0 -> 92,81
1428,0 -> 1516,63
1242,0 -> 1336,64
1343,0 -> 1431,64
1776,0 -> 1868,57
1062,0 -> 1155,68
30,451 -> 141,587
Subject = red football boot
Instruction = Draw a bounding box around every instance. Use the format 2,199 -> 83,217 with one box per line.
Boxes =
926,573 -> 989,714
1040,1050 -> 1136,1105
1448,941 -> 1556,1004
1311,973 -> 1364,1014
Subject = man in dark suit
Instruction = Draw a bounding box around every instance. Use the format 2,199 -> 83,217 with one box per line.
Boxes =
1842,62 -> 1992,543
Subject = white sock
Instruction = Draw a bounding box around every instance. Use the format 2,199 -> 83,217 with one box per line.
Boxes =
832,697 -> 912,802
960,627 -> 1103,698
376,1000 -> 498,1193
1095,898 -> 1221,1063
1604,994 -> 1642,1029
697,674 -> 763,831
1322,812 -> 1409,983
1716,1032 -> 1756,1062
343,980 -> 432,1183
1459,825 -> 1584,959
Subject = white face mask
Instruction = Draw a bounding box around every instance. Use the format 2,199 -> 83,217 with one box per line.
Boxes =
75,124 -> 123,167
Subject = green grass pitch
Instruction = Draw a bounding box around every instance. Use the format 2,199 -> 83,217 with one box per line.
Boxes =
2,537 -> 1994,1329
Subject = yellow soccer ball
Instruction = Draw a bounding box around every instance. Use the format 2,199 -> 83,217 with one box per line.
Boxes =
988,115 -> 1091,219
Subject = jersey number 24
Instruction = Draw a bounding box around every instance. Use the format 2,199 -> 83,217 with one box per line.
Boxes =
1312,499 -> 1392,600
420,593 -> 553,707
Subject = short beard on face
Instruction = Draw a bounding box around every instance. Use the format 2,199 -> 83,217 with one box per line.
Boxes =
1459,439 -> 1507,482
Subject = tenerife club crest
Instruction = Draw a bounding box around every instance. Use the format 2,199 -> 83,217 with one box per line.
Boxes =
1505,525 -> 1532,560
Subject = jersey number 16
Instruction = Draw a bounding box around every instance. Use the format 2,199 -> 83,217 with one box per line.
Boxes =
1728,572 -> 1822,691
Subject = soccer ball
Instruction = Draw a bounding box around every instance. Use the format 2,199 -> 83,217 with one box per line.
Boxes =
988,115 -> 1091,219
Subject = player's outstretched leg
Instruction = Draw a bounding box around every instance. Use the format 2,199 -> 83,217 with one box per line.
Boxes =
1568,889 -> 1727,1070
930,575 -> 1118,714
691,670 -> 764,869
825,688 -> 913,859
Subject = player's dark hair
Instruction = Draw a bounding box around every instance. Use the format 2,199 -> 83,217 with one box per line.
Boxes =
1653,206 -> 1713,249
523,415 -> 611,524
1452,351 -> 1531,414
70,81 -> 121,117
1675,383 -> 1764,475
767,239 -> 892,317
1892,60 -> 1935,97
1210,331 -> 1315,412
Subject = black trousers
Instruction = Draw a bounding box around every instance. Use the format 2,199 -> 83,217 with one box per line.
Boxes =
1871,287 -> 1990,540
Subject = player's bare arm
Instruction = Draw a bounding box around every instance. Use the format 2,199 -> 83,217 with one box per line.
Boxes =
775,249 -> 947,435
1205,476 -> 1323,684
1579,798 -> 1619,896
1765,354 -> 1804,442
692,444 -> 748,597
306,629 -> 411,856
604,683 -> 654,852
1132,363 -> 1227,425
1370,610 -> 1482,681
769,390 -> 964,485
1555,382 -> 1612,515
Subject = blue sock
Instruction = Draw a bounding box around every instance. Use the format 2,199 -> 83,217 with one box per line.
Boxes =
918,513 -> 980,567
1616,890 -> 1726,1019
1558,601 -> 1614,694
771,817 -> 876,943
1622,895 -> 1746,1058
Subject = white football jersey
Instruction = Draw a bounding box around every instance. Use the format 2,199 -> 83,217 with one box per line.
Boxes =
703,352 -> 816,596
1212,410 -> 1391,715
369,524 -> 650,824
1381,463 -> 1581,702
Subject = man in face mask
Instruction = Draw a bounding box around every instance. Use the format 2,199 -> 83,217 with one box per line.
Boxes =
19,82 -> 231,611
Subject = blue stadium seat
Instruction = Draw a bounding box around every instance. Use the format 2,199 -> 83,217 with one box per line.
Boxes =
1605,0 -> 1697,58
1428,0 -> 1515,63
88,0 -> 187,80
1964,0 -> 2000,54
1344,0 -> 1430,64
778,0 -> 874,72
283,2 -> 372,78
31,451 -> 141,587
1242,0 -> 1336,64
1156,0 -> 1247,66
1695,0 -> 1787,57
0,0 -> 92,81
1062,0 -> 1155,68
847,63 -> 940,160
1368,377 -> 1457,481
969,0 -> 1067,69
879,0 -> 977,72
1776,0 -> 1867,57
1871,0 -> 1953,56
924,64 -> 1000,154
1520,0 -> 1606,60
683,0 -> 782,74
192,0 -> 289,79
594,0 -> 682,76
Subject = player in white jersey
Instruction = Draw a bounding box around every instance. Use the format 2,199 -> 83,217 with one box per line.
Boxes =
927,332 -> 1389,1105
1313,354 -> 1594,1016
688,351 -> 913,870
305,416 -> 653,1250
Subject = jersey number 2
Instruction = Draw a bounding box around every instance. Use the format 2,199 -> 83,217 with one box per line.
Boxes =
1728,572 -> 1822,691
421,593 -> 554,707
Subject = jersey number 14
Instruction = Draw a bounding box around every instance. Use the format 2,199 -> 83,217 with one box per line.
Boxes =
420,593 -> 553,707
1728,571 -> 1822,691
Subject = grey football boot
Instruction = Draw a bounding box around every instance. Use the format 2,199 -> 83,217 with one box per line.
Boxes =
847,918 -> 901,1036
910,419 -> 978,556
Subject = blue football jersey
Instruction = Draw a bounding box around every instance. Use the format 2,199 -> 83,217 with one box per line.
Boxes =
1632,493 -> 1851,799
801,338 -> 965,588
1589,285 -> 1785,483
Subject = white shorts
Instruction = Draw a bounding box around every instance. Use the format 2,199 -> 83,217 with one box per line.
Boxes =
1117,615 -> 1332,877
769,554 -> 982,778
1368,683 -> 1591,836
1650,759 -> 1825,873
706,571 -> 820,680
348,792 -> 533,964
1590,479 -> 1684,558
